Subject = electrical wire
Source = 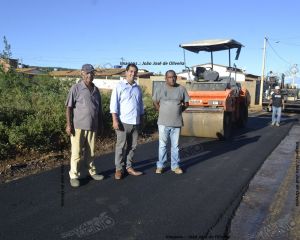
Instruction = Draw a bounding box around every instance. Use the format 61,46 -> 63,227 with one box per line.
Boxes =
268,37 -> 300,46
266,40 -> 291,65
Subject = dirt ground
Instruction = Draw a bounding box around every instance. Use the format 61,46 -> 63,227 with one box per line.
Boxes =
0,132 -> 158,184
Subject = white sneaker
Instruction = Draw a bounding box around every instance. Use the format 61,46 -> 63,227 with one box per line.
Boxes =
276,123 -> 280,127
91,174 -> 104,181
271,122 -> 275,126
70,179 -> 80,187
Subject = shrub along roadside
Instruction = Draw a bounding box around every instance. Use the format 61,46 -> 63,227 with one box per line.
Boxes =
0,68 -> 158,160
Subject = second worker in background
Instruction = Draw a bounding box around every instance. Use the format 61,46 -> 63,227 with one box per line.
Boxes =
269,85 -> 285,126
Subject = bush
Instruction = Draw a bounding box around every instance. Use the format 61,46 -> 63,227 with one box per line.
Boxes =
0,68 -> 72,159
142,93 -> 158,133
0,68 -> 158,160
0,122 -> 11,159
100,91 -> 114,136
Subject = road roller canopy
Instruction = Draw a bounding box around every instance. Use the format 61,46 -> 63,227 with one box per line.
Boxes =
180,39 -> 243,68
179,39 -> 243,53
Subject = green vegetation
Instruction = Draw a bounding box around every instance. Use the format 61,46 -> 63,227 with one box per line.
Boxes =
141,86 -> 158,132
0,67 -> 158,160
0,67 -> 70,159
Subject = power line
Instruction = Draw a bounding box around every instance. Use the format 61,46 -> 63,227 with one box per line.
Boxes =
275,41 -> 300,47
266,40 -> 291,65
268,37 -> 300,46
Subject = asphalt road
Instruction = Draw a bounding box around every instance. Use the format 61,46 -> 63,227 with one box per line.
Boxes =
0,112 -> 298,240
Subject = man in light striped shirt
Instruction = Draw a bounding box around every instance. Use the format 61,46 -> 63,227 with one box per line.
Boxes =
110,64 -> 144,180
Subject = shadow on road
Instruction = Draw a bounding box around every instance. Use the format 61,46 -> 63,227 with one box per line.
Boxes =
93,113 -> 298,179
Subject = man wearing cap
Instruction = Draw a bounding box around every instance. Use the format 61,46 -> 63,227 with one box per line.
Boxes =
269,86 -> 285,127
65,64 -> 104,187
110,63 -> 144,180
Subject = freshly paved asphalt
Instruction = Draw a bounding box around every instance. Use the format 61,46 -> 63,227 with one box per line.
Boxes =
0,112 -> 298,240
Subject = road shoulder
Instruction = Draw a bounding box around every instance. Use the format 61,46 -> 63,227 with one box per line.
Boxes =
229,124 -> 300,239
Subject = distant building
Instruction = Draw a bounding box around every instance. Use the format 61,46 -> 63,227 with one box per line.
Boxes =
49,68 -> 154,90
49,68 -> 152,78
16,68 -> 48,76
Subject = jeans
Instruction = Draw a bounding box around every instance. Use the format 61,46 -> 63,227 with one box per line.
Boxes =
157,125 -> 181,170
272,106 -> 282,124
114,122 -> 139,171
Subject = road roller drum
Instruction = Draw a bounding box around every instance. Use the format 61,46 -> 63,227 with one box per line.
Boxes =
181,110 -> 232,139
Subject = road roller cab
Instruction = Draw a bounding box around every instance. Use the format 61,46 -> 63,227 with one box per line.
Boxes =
180,39 -> 250,139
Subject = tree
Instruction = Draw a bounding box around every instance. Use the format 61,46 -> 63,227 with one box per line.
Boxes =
1,36 -> 12,59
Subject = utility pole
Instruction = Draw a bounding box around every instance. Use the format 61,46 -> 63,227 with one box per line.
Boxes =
259,36 -> 268,106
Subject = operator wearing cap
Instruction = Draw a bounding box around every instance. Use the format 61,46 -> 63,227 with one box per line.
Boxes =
65,64 -> 104,187
269,86 -> 285,127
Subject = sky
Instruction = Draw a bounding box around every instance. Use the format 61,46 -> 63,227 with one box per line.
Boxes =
1,0 -> 299,80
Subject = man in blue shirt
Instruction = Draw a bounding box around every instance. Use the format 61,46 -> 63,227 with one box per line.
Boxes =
110,64 -> 144,179
65,64 -> 104,187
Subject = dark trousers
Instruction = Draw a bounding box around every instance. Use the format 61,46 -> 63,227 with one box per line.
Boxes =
114,123 -> 139,171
